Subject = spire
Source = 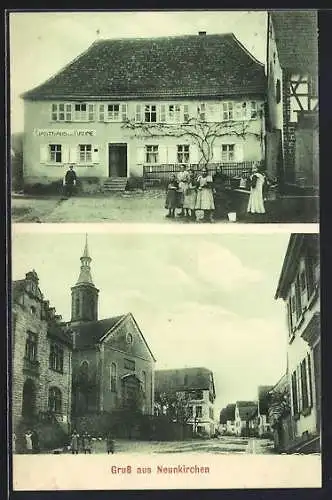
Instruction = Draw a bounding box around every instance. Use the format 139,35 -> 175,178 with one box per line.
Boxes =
76,234 -> 94,285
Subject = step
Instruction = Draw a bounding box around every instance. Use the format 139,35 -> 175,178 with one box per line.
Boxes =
103,178 -> 128,192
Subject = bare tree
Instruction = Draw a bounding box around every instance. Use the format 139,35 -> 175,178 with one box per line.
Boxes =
155,391 -> 192,425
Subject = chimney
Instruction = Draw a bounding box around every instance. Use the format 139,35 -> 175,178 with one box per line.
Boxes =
198,31 -> 206,36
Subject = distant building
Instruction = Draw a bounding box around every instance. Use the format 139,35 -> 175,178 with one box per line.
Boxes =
234,401 -> 258,436
21,32 -> 265,192
257,385 -> 273,436
69,238 -> 156,429
275,233 -> 320,453
155,367 -> 216,437
219,404 -> 236,434
266,11 -> 318,193
12,271 -> 73,433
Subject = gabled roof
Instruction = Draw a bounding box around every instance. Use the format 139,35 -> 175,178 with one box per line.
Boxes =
236,401 -> 258,420
22,33 -> 265,101
70,315 -> 126,348
155,367 -> 214,394
219,404 -> 236,423
270,11 -> 318,73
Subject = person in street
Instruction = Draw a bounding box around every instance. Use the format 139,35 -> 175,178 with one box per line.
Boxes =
63,165 -> 77,197
106,432 -> 115,454
177,164 -> 190,217
82,431 -> 92,454
247,163 -> 266,216
24,430 -> 33,454
165,174 -> 179,219
31,429 -> 40,453
183,168 -> 197,220
213,166 -> 228,220
195,166 -> 215,222
70,429 -> 80,454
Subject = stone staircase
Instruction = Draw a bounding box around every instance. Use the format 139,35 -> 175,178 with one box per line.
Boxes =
103,177 -> 128,193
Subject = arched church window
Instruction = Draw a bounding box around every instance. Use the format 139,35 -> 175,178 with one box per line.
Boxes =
48,387 -> 62,413
110,362 -> 117,392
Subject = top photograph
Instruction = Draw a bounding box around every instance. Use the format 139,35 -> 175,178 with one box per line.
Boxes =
10,10 -> 319,224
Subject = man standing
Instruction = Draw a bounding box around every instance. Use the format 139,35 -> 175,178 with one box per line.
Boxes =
63,165 -> 77,197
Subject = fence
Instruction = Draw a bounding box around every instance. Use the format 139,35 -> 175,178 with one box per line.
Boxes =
143,161 -> 264,189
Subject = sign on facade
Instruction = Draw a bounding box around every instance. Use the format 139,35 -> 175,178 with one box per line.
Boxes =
33,129 -> 96,137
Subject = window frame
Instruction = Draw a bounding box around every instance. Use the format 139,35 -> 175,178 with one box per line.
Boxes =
221,144 -> 235,162
222,102 -> 234,121
48,387 -> 62,413
78,144 -> 92,164
49,342 -> 64,373
177,144 -> 190,164
110,362 -> 117,392
144,104 -> 157,123
25,331 -> 37,362
49,144 -> 62,164
124,358 -> 135,371
145,145 -> 159,164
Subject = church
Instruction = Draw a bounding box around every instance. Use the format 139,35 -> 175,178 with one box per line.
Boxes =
68,237 -> 156,431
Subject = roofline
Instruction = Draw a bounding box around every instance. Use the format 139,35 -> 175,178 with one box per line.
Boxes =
23,91 -> 266,102
21,40 -> 99,100
97,314 -> 128,343
128,312 -> 156,362
230,33 -> 265,68
155,367 -> 213,373
274,234 -> 304,299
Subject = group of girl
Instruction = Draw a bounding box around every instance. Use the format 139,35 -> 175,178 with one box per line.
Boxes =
165,163 -> 267,222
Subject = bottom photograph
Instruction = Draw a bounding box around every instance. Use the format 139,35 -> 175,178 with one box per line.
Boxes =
10,230 -> 321,489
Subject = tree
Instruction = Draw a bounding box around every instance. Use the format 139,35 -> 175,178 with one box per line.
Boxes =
122,112 -> 263,168
267,386 -> 291,428
154,391 -> 192,425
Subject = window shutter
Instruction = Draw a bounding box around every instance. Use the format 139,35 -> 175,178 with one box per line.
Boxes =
62,145 -> 70,164
159,104 -> 166,123
135,104 -> 142,122
287,299 -> 293,336
295,276 -> 302,320
296,365 -> 302,412
98,104 -> 105,122
235,143 -> 244,162
40,145 -> 48,163
307,353 -> 313,407
190,144 -> 199,165
159,145 -> 167,165
212,146 -> 220,162
121,103 -> 127,121
136,146 -> 145,164
167,145 -> 177,164
91,146 -> 99,164
69,146 -> 78,164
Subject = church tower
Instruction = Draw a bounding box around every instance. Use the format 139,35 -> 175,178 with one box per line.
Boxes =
71,235 -> 99,324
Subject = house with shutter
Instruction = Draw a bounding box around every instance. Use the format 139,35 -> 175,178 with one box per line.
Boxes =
275,234 -> 320,453
21,32 -> 266,192
266,11 -> 318,194
12,270 -> 73,448
68,237 -> 156,433
154,367 -> 216,437
219,403 -> 236,434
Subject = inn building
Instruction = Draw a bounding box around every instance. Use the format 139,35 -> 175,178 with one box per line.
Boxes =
21,32 -> 266,192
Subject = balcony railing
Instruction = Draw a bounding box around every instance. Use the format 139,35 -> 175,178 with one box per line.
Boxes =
23,357 -> 40,375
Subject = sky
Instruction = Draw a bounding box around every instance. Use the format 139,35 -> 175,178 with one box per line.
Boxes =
9,10 -> 267,133
12,229 -> 289,414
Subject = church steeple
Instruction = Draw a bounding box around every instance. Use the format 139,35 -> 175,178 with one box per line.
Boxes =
71,235 -> 99,324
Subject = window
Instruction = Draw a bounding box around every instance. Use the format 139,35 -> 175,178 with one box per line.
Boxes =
49,144 -> 62,163
30,306 -> 36,315
221,144 -> 235,162
51,103 -> 72,121
188,406 -> 194,417
145,145 -> 159,164
168,104 -> 181,122
222,102 -> 233,121
98,104 -> 105,122
25,332 -> 37,362
79,144 -> 92,163
195,406 -> 203,418
73,103 -> 94,121
300,358 -> 309,411
107,104 -> 119,121
110,363 -> 117,392
250,101 -> 258,119
135,104 -> 142,122
124,358 -> 135,371
198,103 -> 206,121
209,407 -> 214,420
48,387 -> 62,413
177,145 -> 190,163
144,105 -> 157,123
49,343 -> 64,373
305,249 -> 318,300
190,390 -> 203,400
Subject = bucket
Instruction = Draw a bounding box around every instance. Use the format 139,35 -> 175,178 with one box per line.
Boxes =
228,212 -> 237,222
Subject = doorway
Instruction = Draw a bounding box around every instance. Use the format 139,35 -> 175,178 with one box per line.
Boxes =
108,144 -> 127,177
22,378 -> 37,418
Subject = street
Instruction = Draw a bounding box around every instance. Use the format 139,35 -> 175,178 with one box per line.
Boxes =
45,436 -> 275,455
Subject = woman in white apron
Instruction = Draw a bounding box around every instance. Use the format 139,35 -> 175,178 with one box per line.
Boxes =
195,166 -> 215,222
247,164 -> 266,215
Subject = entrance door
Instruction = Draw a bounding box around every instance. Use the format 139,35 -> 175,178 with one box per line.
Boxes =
108,144 -> 127,177
22,378 -> 36,418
